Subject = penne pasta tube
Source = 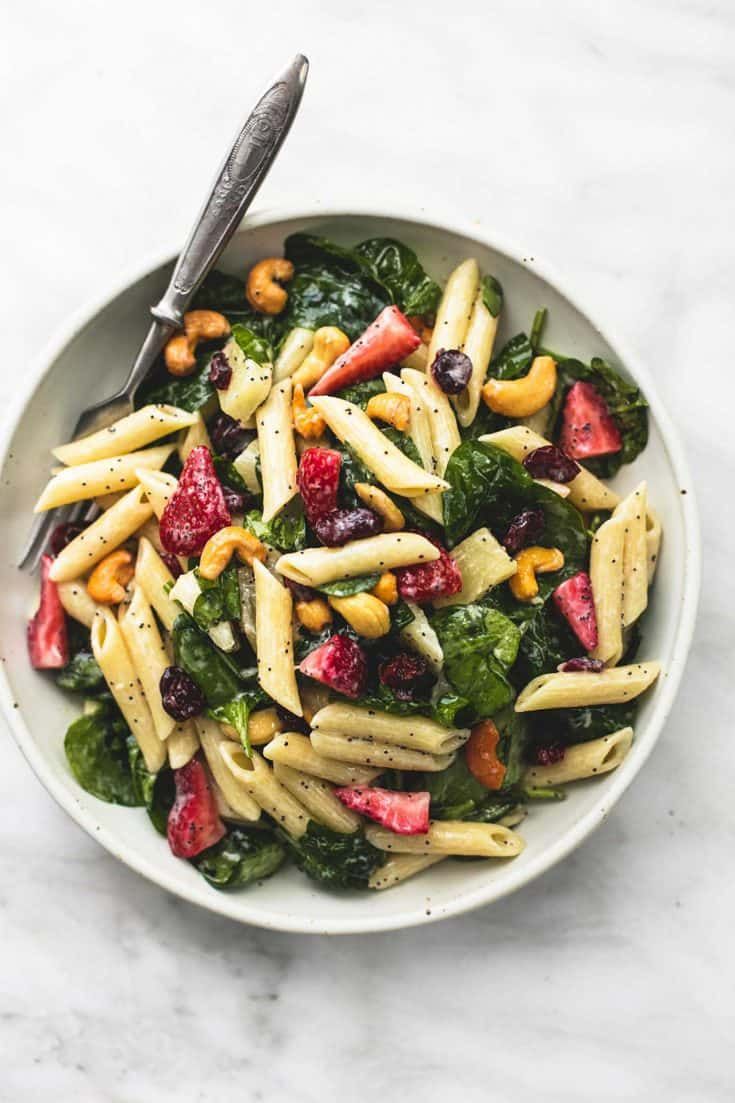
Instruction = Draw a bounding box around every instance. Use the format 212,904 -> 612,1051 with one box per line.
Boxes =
534,478 -> 570,498
480,426 -> 620,511
272,762 -> 361,834
167,720 -> 200,770
218,339 -> 272,424
386,371 -> 444,523
263,732 -> 383,786
134,537 -> 179,633
613,482 -> 648,627
433,527 -> 516,608
590,515 -> 625,666
276,532 -> 439,588
253,559 -> 302,716
52,405 -> 197,466
310,730 -> 455,772
401,343 -> 429,371
233,439 -> 261,495
273,327 -> 314,382
34,445 -> 174,512
368,853 -> 446,890
311,703 -> 468,755
194,718 -> 261,822
256,378 -> 298,522
399,602 -> 444,673
365,820 -> 525,858
119,585 -> 175,741
308,396 -> 449,497
91,608 -> 165,773
452,286 -> 499,427
524,727 -> 634,786
169,568 -> 237,652
56,579 -> 100,628
219,744 -> 310,838
515,662 -> 661,712
136,468 -> 178,519
49,484 -> 153,583
646,507 -> 662,584
177,411 -> 212,464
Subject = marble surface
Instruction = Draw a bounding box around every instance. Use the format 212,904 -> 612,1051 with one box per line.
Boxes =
1,0 -> 733,1099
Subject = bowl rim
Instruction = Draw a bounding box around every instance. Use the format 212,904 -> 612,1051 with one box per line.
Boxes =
0,201 -> 701,934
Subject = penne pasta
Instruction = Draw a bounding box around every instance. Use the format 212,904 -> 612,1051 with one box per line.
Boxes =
166,720 -> 200,770
534,478 -> 570,498
49,484 -> 153,583
273,327 -> 314,382
56,579 -> 100,628
177,411 -> 212,464
194,718 -> 261,822
134,537 -> 179,633
590,515 -> 625,666
233,438 -> 261,494
34,445 -> 174,512
276,532 -> 439,588
52,405 -> 197,466
524,727 -> 633,786
308,395 -> 449,497
311,703 -> 468,755
136,468 -> 178,519
515,662 -> 661,712
396,366 -> 460,481
119,585 -> 175,741
169,569 -> 237,652
218,337 -> 273,424
310,730 -> 455,772
387,371 -> 444,523
219,744 -> 310,838
253,559 -> 302,716
399,602 -> 444,673
646,507 -> 662,584
91,608 -> 164,773
480,425 -> 620,511
452,286 -> 499,427
263,732 -> 383,786
433,527 -> 516,607
272,762 -> 361,833
368,853 -> 446,890
256,378 -> 298,522
365,820 -> 525,858
613,482 -> 648,627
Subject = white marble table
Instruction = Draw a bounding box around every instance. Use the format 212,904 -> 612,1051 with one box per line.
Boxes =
1,1 -> 732,1099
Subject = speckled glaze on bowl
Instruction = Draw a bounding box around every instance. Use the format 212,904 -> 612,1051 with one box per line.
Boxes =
0,205 -> 700,934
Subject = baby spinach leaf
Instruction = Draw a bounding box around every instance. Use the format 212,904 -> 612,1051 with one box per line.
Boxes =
284,822 -> 382,889
391,600 -> 416,632
192,585 -> 225,630
481,275 -> 504,318
194,825 -> 286,890
173,613 -> 243,707
490,331 -> 534,380
213,455 -> 251,494
140,350 -> 216,412
244,508 -> 306,552
192,270 -> 248,313
337,377 -> 387,408
545,701 -> 637,744
420,752 -> 518,821
431,604 -> 520,718
493,704 -> 529,789
353,237 -> 441,316
209,690 -> 267,757
56,648 -> 105,695
317,573 -> 381,597
487,589 -> 579,685
231,324 -> 273,366
381,426 -> 423,466
64,707 -> 142,806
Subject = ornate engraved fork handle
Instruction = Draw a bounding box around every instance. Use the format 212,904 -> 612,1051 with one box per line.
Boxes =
150,54 -> 308,330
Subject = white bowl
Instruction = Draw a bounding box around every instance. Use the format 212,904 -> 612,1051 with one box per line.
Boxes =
0,205 -> 700,934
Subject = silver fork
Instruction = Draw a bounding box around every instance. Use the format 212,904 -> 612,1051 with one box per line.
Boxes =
19,53 -> 309,571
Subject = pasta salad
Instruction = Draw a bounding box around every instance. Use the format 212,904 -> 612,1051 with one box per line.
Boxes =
27,234 -> 661,893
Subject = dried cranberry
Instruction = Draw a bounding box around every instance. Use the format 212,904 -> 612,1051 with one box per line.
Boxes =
395,537 -> 462,603
523,445 -> 580,483
275,704 -> 310,735
535,743 -> 566,766
48,522 -> 84,557
501,508 -> 545,554
430,348 -> 473,394
284,577 -> 318,603
160,665 -> 206,720
297,448 -> 342,524
313,508 -> 383,547
208,351 -> 232,390
161,551 -> 183,579
558,657 -> 604,673
378,653 -> 431,700
221,485 -> 249,514
210,412 -> 250,460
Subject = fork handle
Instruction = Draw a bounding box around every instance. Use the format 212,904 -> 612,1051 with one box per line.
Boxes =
150,53 -> 308,330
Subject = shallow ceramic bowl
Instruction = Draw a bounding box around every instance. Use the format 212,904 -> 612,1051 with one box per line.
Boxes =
0,205 -> 700,933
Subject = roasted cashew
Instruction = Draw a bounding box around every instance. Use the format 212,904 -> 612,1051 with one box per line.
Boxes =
292,383 -> 327,440
365,392 -> 411,432
245,257 -> 295,315
328,592 -> 390,638
371,571 -> 398,606
509,545 -> 565,602
354,483 -> 405,532
291,327 -> 351,390
87,549 -> 134,604
199,526 -> 267,581
164,310 -> 231,377
482,355 -> 557,418
295,596 -> 333,632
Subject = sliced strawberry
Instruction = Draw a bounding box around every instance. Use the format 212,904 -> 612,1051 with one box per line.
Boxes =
167,756 -> 225,859
308,306 -> 421,396
395,537 -> 462,604
298,633 -> 367,698
160,445 -> 230,556
553,572 -> 599,651
334,787 -> 430,835
559,381 -> 622,460
297,447 -> 342,525
27,554 -> 69,669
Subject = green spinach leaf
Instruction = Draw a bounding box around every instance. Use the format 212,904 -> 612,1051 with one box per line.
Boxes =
353,237 -> 441,316
140,350 -> 216,412
317,573 -> 381,597
56,648 -> 105,695
337,377 -> 387,408
244,508 -> 306,552
481,275 -> 504,318
194,825 -> 286,890
431,604 -> 520,718
285,822 -> 382,890
173,613 -> 243,707
64,707 -> 141,806
209,690 -> 267,757
231,324 -> 273,366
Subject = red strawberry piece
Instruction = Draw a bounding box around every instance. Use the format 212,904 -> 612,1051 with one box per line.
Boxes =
159,446 -> 231,556
553,572 -> 599,651
334,787 -> 430,835
308,305 -> 421,396
27,554 -> 69,669
297,447 -> 342,525
395,537 -> 462,604
559,381 -> 622,460
298,633 -> 367,698
167,756 -> 225,859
